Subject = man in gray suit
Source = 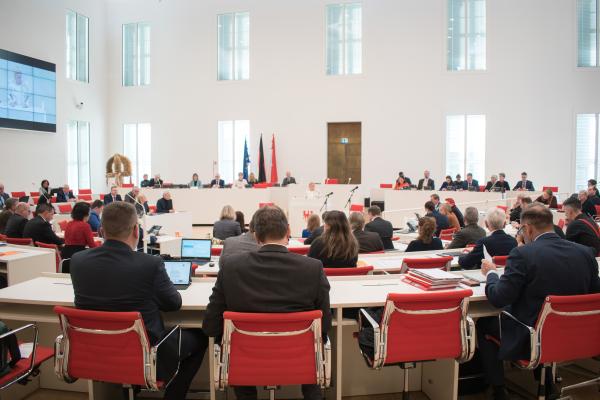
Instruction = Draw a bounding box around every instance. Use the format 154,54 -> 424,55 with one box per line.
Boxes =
447,207 -> 486,249
219,214 -> 259,266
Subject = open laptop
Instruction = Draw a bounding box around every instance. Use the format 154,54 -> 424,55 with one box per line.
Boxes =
164,261 -> 193,290
180,238 -> 212,265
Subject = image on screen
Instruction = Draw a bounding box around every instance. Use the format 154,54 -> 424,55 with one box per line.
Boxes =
0,49 -> 56,132
164,262 -> 191,285
181,239 -> 211,259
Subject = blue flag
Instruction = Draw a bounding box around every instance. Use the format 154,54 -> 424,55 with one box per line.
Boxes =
243,138 -> 250,181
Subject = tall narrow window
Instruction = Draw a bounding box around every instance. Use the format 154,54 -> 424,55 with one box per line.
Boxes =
326,3 -> 362,75
67,121 -> 91,191
575,114 -> 600,190
445,115 -> 486,181
123,22 -> 151,86
123,123 -> 152,184
66,10 -> 89,82
218,120 -> 250,183
447,0 -> 486,71
578,0 -> 599,67
217,12 -> 249,80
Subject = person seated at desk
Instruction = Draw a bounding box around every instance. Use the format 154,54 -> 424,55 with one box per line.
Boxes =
535,188 -> 557,209
156,192 -> 174,213
484,174 -> 499,192
406,217 -> 443,252
4,202 -> 30,238
496,173 -> 510,191
136,194 -> 151,216
56,184 -> 76,203
233,172 -> 248,189
302,213 -> 321,239
0,183 -> 9,207
394,175 -> 410,190
281,171 -> 297,186
365,205 -> 394,250
453,174 -> 464,190
350,211 -> 384,254
70,202 -> 207,400
476,205 -> 600,400
189,173 -> 201,188
140,174 -> 151,188
417,169 -> 435,190
303,211 -> 327,245
203,205 -> 331,400
213,205 -> 241,240
210,174 -> 225,188
305,182 -> 321,200
447,207 -> 486,249
439,175 -> 455,191
563,197 -> 600,255
513,171 -> 535,191
247,172 -> 258,186
88,200 -> 103,233
62,202 -> 98,263
235,211 -> 248,233
588,179 -> 600,197
397,171 -> 412,186
463,173 -> 480,191
0,198 -> 17,234
509,195 -> 532,223
220,214 -> 258,266
424,201 -> 449,237
23,203 -> 64,247
37,179 -> 52,204
430,193 -> 441,211
439,203 -> 460,231
103,185 -> 122,205
458,207 -> 517,269
149,174 -> 163,187
308,211 -> 358,268
124,186 -> 140,204
578,189 -> 599,217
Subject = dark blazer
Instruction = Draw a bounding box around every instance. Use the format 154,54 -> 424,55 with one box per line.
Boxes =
22,216 -> 64,246
4,214 -> 28,238
213,219 -> 242,240
458,230 -> 517,269
140,179 -> 151,188
303,225 -> 324,245
70,240 -> 181,344
566,214 -> 600,255
425,211 -> 450,237
56,190 -> 75,203
486,181 -> 510,192
417,178 -> 435,190
439,182 -> 456,191
210,179 -> 225,188
406,238 -> 443,252
534,195 -> 558,209
0,192 -> 9,206
462,180 -> 480,191
365,217 -> 394,250
513,180 -> 535,191
203,245 -> 331,339
0,210 -> 13,234
353,229 -> 384,253
281,177 -> 297,186
219,232 -> 259,266
149,178 -> 163,187
447,224 -> 486,249
485,233 -> 600,360
583,196 -> 600,217
156,198 -> 173,213
308,237 -> 358,268
103,194 -> 122,205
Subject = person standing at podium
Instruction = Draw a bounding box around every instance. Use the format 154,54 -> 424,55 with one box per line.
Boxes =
305,182 -> 321,200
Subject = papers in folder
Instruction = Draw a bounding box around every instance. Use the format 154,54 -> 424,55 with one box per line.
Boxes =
404,268 -> 462,291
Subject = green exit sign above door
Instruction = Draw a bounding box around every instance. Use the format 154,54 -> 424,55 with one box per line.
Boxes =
340,138 -> 349,144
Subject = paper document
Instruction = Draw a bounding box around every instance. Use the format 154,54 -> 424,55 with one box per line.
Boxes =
19,342 -> 33,358
482,245 -> 492,262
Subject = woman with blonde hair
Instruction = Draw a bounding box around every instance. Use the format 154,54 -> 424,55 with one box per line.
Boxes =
439,203 -> 460,231
302,214 -> 321,238
308,210 -> 358,268
213,205 -> 242,240
406,217 -> 443,252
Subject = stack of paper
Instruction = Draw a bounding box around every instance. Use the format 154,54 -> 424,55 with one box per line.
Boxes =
404,268 -> 463,291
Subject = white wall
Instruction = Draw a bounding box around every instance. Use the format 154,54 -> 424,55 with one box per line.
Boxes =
0,0 -> 108,193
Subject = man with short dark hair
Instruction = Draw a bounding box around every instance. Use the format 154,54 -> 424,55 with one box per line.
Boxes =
103,185 -> 122,205
563,197 -> 600,255
22,203 -> 63,246
588,179 -> 599,197
430,194 -> 441,211
0,198 -> 18,234
424,201 -> 449,237
464,173 -> 479,191
56,184 -> 76,203
4,202 -> 30,238
88,200 -> 103,233
71,202 -> 207,400
350,211 -> 384,253
364,205 -> 394,250
203,206 -> 331,400
447,207 -> 486,249
512,172 -> 534,191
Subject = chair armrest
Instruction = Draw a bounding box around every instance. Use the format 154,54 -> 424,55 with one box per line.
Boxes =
358,308 -> 383,368
499,311 -> 539,368
358,308 -> 379,332
499,311 -> 534,335
58,258 -> 70,274
459,316 -> 476,363
0,324 -> 40,389
152,325 -> 181,389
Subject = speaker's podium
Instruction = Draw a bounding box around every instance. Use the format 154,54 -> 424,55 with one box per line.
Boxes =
288,199 -> 324,237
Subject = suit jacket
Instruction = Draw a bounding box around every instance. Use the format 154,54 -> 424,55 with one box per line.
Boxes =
0,192 -> 9,208
439,182 -> 456,191
0,210 -> 12,234
219,232 -> 259,266
213,219 -> 242,240
462,180 -> 480,191
534,195 -> 558,209
140,179 -> 151,188
447,224 -> 486,249
458,230 -> 517,269
353,229 -> 384,253
56,190 -> 75,203
417,178 -> 435,190
70,240 -> 181,344
566,213 -> 600,255
149,178 -> 163,187
485,233 -> 600,360
425,211 -> 450,237
583,196 -> 600,217
485,181 -> 510,191
156,198 -> 173,213
103,194 -> 122,205
281,177 -> 297,187
513,180 -> 535,191
210,179 -> 225,188
4,214 -> 28,238
303,225 -> 324,245
203,245 -> 331,339
22,216 -> 64,246
364,217 -> 394,250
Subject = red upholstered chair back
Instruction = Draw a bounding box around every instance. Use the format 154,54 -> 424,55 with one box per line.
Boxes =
379,184 -> 393,189
58,204 -> 72,214
149,205 -> 157,213
439,227 -> 458,241
99,194 -> 105,200
78,189 -> 92,195
211,247 -> 222,256
379,290 -> 473,365
259,202 -> 274,208
6,237 -> 33,246
0,234 -> 6,241
542,186 -> 559,193
31,196 -> 39,204
122,183 -> 134,188
50,196 -> 57,203
324,266 -> 373,276
557,219 -> 565,229
479,186 -> 486,192
11,191 -> 26,199
78,194 -> 92,201
349,204 -> 364,212
288,246 -> 310,255
35,242 -> 61,272
496,205 -> 508,212
253,183 -> 268,189
401,256 -> 453,272
53,306 -> 155,388
29,191 -> 40,197
595,205 -> 600,216
220,311 -> 324,388
325,179 -> 338,184
492,255 -> 508,266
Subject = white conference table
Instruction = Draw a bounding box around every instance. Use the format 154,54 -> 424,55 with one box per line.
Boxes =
0,244 -> 56,286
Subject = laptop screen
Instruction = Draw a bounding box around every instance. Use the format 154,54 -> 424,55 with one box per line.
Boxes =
164,261 -> 191,285
181,239 -> 211,260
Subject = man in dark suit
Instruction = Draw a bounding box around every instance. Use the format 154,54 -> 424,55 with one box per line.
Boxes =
156,192 -> 174,213
424,201 -> 449,237
140,174 -> 151,188
588,179 -> 600,197
219,216 -> 259,266
56,184 -> 76,203
281,171 -> 297,187
509,195 -> 532,223
149,174 -> 164,187
458,207 -> 517,269
447,207 -> 486,249
365,205 -> 394,250
578,189 -> 600,217
22,203 -> 64,247
563,197 -> 600,255
350,212 -> 384,253
417,170 -> 435,190
0,183 -> 9,208
4,202 -> 31,238
70,202 -> 207,400
210,174 -> 225,188
463,173 -> 479,191
512,172 -> 535,191
103,186 -> 122,205
203,205 -> 331,400
477,205 -> 600,399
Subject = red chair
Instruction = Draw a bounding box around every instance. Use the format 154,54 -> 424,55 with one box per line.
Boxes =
0,234 -> 6,241
556,203 -> 563,211
466,243 -> 476,249
213,311 -> 331,397
253,183 -> 269,189
349,204 -> 364,212
0,323 -> 54,390
557,219 -> 565,229
356,290 -> 475,399
35,242 -> 62,272
324,178 -> 338,184
53,306 -> 181,396
31,196 -> 39,204
5,238 -> 33,246
78,189 -> 92,195
401,256 -> 453,273
479,185 -> 486,192
50,197 -> 57,203
259,202 -> 274,208
324,266 -> 373,276
77,194 -> 92,202
58,203 -> 72,214
288,246 -> 310,255
439,228 -> 458,241
122,183 -> 134,188
496,205 -> 508,212
492,255 -> 508,266
10,191 -> 26,199
29,191 -> 40,197
595,205 -> 600,217
57,220 -> 69,232
380,184 -> 393,189
99,194 -> 105,200
542,186 -> 558,193
493,294 -> 600,399
149,205 -> 157,213
211,247 -> 222,256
